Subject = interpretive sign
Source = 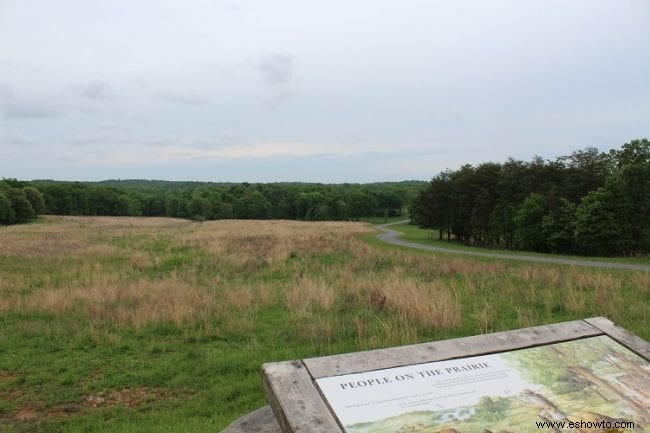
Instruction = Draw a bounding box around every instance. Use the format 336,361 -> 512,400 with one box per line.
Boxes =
315,336 -> 650,433
262,318 -> 650,433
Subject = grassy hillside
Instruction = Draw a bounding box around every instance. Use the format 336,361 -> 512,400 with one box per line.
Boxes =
0,216 -> 648,432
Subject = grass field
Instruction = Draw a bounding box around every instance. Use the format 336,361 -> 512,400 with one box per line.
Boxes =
389,223 -> 650,265
0,216 -> 648,432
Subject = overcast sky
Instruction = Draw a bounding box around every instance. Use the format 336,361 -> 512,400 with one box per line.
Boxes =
1,0 -> 649,182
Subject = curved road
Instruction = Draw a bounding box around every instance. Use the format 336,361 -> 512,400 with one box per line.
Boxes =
375,220 -> 650,271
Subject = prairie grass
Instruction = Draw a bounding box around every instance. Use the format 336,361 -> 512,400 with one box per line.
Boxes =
0,216 -> 648,433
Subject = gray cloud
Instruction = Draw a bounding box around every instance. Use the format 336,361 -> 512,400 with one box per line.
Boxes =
3,101 -> 62,120
0,86 -> 65,120
76,80 -> 113,100
0,84 -> 12,100
3,133 -> 37,146
256,54 -> 295,86
264,90 -> 298,112
0,61 -> 37,73
158,92 -> 210,106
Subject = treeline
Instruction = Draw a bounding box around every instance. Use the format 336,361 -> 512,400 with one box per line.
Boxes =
410,139 -> 650,256
0,182 -> 46,224
0,179 -> 424,224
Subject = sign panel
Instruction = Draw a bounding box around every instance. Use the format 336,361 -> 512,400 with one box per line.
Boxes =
316,335 -> 650,433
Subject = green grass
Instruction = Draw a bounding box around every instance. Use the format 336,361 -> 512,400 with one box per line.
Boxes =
0,216 -> 648,432
388,223 -> 650,265
364,215 -> 410,225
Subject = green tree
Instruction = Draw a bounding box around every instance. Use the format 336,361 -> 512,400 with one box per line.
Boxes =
559,147 -> 611,202
470,188 -> 493,245
542,198 -> 576,254
574,177 -> 633,256
22,187 -> 46,215
488,200 -> 516,248
514,193 -> 547,252
376,190 -> 402,217
6,188 -> 35,222
235,190 -> 271,219
0,191 -> 15,224
614,140 -> 650,253
166,195 -> 182,218
186,195 -> 211,221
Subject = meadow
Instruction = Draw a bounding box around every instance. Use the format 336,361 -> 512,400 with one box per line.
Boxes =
0,216 -> 648,433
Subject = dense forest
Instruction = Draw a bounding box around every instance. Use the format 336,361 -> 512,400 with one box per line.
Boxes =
0,179 -> 423,224
2,139 -> 648,257
410,139 -> 650,256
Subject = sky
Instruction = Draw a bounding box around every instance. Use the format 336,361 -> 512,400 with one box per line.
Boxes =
1,0 -> 649,183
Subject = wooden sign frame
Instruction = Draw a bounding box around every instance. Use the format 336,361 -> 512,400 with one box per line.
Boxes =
261,317 -> 650,433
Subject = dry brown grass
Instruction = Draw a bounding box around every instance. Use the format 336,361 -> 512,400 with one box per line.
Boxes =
285,276 -> 336,316
24,277 -> 212,327
0,217 -> 376,330
1,216 -> 648,342
352,269 -> 462,330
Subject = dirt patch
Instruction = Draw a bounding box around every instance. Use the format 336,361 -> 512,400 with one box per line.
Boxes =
2,389 -> 22,401
8,401 -> 80,421
84,387 -> 175,409
43,403 -> 82,419
4,387 -> 176,422
0,371 -> 16,381
14,407 -> 38,422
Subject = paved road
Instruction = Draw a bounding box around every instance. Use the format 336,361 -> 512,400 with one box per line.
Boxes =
375,220 -> 650,271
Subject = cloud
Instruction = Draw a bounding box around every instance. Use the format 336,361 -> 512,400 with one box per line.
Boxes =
3,101 -> 62,120
76,80 -> 113,100
264,89 -> 299,112
0,84 -> 12,100
3,133 -> 37,146
62,139 -> 364,166
211,0 -> 243,12
256,53 -> 295,86
254,53 -> 298,110
158,92 -> 210,106
0,86 -> 65,120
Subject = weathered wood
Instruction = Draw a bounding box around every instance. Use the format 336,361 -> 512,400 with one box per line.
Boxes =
261,360 -> 344,433
220,406 -> 282,433
263,318 -> 649,433
584,316 -> 650,360
303,319 -> 602,378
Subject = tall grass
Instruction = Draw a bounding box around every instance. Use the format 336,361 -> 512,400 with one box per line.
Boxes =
0,216 -> 648,433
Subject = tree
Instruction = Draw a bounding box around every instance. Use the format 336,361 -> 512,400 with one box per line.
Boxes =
488,200 -> 516,248
574,177 -> 633,256
514,193 -> 547,252
614,140 -> 650,253
6,188 -> 35,222
541,199 -> 576,254
165,195 -> 182,218
142,193 -> 167,216
235,190 -> 271,219
22,187 -> 45,215
470,188 -> 493,245
186,195 -> 211,221
0,191 -> 15,224
376,190 -> 402,217
559,147 -> 611,202
347,188 -> 377,221
40,183 -> 74,214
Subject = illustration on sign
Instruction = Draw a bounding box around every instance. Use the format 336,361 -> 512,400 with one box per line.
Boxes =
315,336 -> 650,433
